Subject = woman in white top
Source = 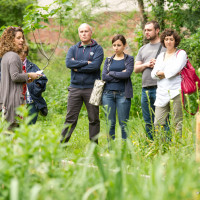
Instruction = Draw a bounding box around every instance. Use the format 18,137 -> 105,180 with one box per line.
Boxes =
151,29 -> 187,136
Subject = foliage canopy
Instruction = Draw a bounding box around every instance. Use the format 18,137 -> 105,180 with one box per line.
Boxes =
141,0 -> 200,34
0,0 -> 36,27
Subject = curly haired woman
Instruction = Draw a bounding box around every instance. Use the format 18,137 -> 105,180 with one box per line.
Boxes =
151,29 -> 187,138
0,27 -> 41,129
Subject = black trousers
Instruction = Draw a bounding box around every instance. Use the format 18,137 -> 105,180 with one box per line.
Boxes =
61,87 -> 100,143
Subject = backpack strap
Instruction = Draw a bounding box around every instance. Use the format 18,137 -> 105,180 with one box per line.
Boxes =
176,49 -> 182,54
155,44 -> 162,59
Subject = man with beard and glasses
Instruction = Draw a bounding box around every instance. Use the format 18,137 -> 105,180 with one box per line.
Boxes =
134,21 -> 166,140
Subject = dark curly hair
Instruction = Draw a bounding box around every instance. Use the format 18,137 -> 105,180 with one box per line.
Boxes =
0,26 -> 24,57
160,29 -> 181,48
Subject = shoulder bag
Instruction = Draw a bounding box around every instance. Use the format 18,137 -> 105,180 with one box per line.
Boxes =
89,79 -> 105,106
177,50 -> 200,115
89,58 -> 112,106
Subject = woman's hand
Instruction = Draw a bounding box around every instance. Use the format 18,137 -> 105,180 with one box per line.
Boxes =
156,71 -> 165,79
28,72 -> 42,82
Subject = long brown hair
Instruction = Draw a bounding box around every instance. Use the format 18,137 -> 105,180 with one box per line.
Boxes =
0,26 -> 25,57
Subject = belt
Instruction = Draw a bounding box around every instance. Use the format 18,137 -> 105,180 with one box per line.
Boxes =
103,90 -> 124,94
143,86 -> 157,89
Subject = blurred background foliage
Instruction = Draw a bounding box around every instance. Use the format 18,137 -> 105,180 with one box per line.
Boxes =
0,0 -> 37,27
0,0 -> 200,199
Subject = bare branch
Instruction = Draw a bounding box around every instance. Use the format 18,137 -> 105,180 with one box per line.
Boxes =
42,15 -> 62,70
32,31 -> 49,60
37,29 -> 49,60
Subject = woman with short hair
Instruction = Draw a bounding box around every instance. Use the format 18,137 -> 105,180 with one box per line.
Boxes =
151,29 -> 187,136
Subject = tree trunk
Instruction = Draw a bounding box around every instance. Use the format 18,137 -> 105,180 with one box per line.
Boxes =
155,0 -> 165,31
137,0 -> 148,30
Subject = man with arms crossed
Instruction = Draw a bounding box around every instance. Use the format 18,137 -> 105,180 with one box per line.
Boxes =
134,20 -> 165,140
60,23 -> 104,144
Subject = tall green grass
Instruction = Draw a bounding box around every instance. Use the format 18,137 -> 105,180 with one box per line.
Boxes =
0,54 -> 199,199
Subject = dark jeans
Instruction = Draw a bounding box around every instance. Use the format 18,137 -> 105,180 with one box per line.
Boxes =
61,87 -> 100,143
141,87 -> 156,140
102,90 -> 131,140
27,103 -> 38,124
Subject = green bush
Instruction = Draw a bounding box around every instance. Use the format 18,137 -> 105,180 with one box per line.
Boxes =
180,28 -> 200,69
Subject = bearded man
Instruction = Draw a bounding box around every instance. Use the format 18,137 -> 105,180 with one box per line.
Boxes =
134,20 -> 166,140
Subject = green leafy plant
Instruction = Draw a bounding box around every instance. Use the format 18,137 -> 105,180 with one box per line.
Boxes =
22,0 -> 72,69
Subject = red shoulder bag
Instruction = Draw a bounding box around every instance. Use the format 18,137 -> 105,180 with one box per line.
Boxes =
177,50 -> 200,115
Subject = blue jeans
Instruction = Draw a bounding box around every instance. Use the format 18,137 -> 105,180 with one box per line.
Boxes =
141,87 -> 156,140
102,90 -> 131,139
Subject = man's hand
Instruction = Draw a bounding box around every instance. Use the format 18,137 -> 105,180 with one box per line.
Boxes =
149,58 -> 156,68
72,60 -> 91,71
135,58 -> 156,73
